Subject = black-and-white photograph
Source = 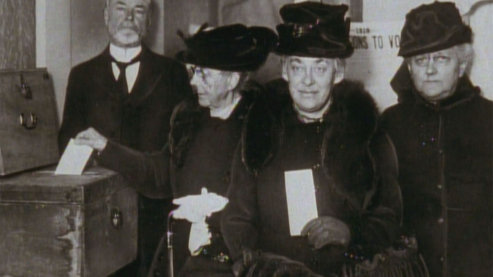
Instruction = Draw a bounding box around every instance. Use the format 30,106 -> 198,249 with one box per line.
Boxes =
0,0 -> 491,276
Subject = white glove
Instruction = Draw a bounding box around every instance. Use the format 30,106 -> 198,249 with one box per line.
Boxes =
188,221 -> 211,256
172,187 -> 229,255
172,187 -> 229,222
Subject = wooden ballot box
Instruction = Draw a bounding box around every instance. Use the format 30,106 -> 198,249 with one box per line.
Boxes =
0,69 -> 59,176
0,167 -> 138,277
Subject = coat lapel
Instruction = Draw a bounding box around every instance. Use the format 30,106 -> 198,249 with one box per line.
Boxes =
126,46 -> 163,106
93,47 -> 122,100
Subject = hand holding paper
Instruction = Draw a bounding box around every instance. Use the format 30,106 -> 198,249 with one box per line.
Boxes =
284,169 -> 318,236
74,127 -> 108,152
55,139 -> 93,175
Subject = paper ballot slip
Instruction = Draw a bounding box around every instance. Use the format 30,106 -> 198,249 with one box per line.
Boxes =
284,169 -> 318,236
55,139 -> 93,175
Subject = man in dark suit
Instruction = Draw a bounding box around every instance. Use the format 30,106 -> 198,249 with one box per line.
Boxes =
58,0 -> 192,276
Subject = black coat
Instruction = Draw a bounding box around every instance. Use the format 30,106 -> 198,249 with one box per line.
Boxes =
98,87 -> 262,277
222,80 -> 402,276
58,45 -> 192,277
381,68 -> 493,277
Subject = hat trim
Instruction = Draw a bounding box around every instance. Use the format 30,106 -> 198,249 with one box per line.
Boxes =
178,52 -> 271,72
177,25 -> 277,71
399,25 -> 472,57
275,46 -> 353,59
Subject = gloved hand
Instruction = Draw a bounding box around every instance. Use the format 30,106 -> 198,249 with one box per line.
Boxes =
232,249 -> 322,277
301,216 -> 350,249
172,187 -> 229,255
74,127 -> 108,151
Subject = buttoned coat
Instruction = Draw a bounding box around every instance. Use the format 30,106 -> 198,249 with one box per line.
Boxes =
381,68 -> 493,277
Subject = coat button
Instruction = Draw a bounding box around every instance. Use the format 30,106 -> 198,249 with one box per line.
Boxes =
154,270 -> 162,277
437,184 -> 442,189
437,217 -> 444,224
440,256 -> 444,262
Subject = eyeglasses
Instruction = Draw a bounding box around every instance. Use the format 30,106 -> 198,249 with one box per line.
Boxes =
186,65 -> 225,85
411,53 -> 452,67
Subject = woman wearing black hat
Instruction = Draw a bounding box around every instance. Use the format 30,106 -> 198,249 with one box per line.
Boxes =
381,2 -> 493,276
221,2 -> 405,277
73,24 -> 277,277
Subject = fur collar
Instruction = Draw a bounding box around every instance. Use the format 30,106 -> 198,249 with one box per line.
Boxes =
242,80 -> 379,204
322,80 -> 378,202
168,95 -> 204,168
169,82 -> 262,167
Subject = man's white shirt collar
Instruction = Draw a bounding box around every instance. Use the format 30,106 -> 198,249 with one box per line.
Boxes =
109,44 -> 142,62
109,44 -> 142,93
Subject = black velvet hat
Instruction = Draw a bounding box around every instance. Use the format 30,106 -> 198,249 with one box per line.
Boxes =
176,24 -> 277,71
398,1 -> 472,57
275,2 -> 353,58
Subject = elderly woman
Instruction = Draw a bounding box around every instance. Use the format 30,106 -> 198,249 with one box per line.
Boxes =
381,2 -> 493,276
74,24 -> 277,277
221,2 -> 403,277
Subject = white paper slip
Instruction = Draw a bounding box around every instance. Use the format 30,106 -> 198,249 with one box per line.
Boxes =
55,139 -> 93,175
284,169 -> 318,236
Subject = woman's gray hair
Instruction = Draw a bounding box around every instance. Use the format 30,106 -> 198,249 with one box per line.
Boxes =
405,43 -> 474,67
455,43 -> 474,71
234,72 -> 251,92
281,56 -> 345,73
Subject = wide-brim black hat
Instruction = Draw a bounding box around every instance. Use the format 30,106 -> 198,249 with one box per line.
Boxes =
176,24 -> 278,72
398,1 -> 472,57
275,2 -> 353,59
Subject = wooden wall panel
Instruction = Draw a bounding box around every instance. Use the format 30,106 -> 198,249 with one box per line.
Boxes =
0,0 -> 36,69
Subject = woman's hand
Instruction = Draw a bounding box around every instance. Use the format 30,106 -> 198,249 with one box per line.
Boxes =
301,216 -> 350,249
74,127 -> 108,152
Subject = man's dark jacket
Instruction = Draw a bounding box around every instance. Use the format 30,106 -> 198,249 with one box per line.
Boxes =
58,45 -> 192,276
380,66 -> 493,277
58,45 -> 192,151
222,80 -> 403,276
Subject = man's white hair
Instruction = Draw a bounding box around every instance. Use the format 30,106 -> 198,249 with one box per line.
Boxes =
105,0 -> 152,8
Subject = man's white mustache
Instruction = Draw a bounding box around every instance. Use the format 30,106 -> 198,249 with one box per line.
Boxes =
118,22 -> 139,31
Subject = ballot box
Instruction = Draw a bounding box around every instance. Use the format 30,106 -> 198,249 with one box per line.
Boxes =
0,166 -> 137,277
0,69 -> 59,176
